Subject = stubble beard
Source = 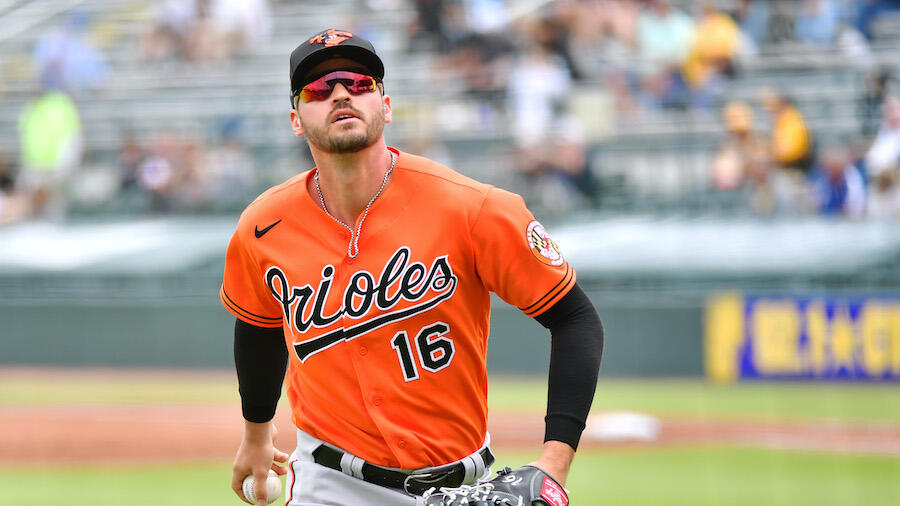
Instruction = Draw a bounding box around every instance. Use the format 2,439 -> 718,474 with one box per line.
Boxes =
301,109 -> 385,154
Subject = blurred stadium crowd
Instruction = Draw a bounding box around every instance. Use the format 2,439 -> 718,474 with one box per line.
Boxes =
2,0 -> 900,223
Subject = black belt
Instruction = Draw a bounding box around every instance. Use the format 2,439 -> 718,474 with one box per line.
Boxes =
311,444 -> 495,495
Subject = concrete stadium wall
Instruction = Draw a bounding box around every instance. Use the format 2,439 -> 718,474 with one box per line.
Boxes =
487,292 -> 703,376
0,286 -> 705,375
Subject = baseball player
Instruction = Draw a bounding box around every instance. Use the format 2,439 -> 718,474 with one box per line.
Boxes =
221,28 -> 604,506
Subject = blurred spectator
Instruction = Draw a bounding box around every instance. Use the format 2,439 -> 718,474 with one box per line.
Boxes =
553,117 -> 596,201
0,155 -> 14,194
682,3 -> 740,111
137,155 -> 175,213
566,0 -> 639,115
140,0 -> 200,61
203,119 -> 257,209
859,67 -> 894,137
18,90 -> 83,219
515,117 -> 595,217
118,134 -> 144,190
762,90 -> 815,173
0,155 -> 19,224
528,9 -> 583,81
731,0 -> 770,49
0,187 -> 10,224
112,134 -> 147,213
462,0 -> 508,35
33,11 -> 107,96
176,139 -> 211,210
865,95 -> 900,174
856,0 -> 900,41
744,148 -> 780,216
636,0 -> 695,110
848,136 -> 871,183
767,0 -> 800,44
435,0 -> 472,45
408,0 -> 451,52
836,23 -> 876,72
868,166 -> 900,218
810,146 -> 867,219
711,101 -> 767,191
752,154 -> 818,217
137,134 -> 183,213
795,0 -> 840,46
507,43 -> 572,145
443,31 -> 514,125
0,155 -> 27,224
865,95 -> 900,217
594,0 -> 640,49
206,0 -> 272,58
159,0 -> 272,62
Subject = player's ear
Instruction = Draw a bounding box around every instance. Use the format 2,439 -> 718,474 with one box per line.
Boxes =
382,94 -> 392,124
290,108 -> 305,137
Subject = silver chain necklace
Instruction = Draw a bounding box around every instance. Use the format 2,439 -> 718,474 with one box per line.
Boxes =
314,150 -> 396,259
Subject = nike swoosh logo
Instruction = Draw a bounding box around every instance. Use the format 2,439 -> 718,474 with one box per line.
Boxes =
254,220 -> 282,238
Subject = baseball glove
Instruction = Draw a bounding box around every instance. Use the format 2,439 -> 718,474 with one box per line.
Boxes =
422,465 -> 569,506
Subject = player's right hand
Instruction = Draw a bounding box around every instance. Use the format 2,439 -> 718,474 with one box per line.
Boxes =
231,421 -> 289,505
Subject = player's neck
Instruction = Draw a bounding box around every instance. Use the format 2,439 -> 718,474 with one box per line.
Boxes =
309,141 -> 393,226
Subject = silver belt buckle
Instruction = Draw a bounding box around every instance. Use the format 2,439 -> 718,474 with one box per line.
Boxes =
403,470 -> 453,495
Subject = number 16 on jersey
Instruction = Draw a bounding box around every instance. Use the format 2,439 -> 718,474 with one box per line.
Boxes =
390,322 -> 455,382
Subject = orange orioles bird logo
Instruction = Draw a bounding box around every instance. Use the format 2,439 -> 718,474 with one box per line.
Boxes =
309,29 -> 353,47
526,220 -> 564,266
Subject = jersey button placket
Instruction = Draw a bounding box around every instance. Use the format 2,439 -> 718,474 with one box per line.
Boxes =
358,346 -> 368,356
372,396 -> 383,406
337,229 -> 351,263
398,440 -> 407,449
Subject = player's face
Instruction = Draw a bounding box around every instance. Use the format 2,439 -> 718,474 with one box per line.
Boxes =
290,58 -> 392,154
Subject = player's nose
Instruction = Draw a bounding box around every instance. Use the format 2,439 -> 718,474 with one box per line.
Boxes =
330,82 -> 352,102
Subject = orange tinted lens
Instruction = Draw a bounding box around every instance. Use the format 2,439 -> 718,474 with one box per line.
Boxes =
298,71 -> 377,103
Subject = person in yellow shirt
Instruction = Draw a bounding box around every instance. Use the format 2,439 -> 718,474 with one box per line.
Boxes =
762,89 -> 814,173
683,4 -> 740,93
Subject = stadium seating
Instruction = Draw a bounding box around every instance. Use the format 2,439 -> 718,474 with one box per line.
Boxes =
0,0 -> 898,214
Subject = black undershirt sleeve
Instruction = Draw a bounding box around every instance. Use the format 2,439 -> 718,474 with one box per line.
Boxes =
533,282 -> 604,450
233,318 -> 288,423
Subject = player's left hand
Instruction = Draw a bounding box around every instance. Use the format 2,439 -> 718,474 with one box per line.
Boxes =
422,465 -> 569,506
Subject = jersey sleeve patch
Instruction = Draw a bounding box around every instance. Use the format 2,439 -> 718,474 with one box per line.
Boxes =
526,220 -> 564,266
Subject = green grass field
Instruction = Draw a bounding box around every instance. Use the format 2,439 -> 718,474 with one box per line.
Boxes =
4,374 -> 898,423
1,373 -> 898,505
3,448 -> 898,506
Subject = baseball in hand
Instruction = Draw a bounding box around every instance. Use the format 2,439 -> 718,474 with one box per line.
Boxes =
242,470 -> 282,504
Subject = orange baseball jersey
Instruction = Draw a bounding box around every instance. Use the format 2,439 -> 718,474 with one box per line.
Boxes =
220,148 -> 575,469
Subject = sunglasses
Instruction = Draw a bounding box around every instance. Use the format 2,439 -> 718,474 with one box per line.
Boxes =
293,71 -> 380,107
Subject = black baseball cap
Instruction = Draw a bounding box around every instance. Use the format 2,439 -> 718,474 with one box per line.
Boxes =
290,29 -> 385,95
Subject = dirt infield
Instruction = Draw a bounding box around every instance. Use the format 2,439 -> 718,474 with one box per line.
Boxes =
1,367 -> 899,465
3,403 -> 900,465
